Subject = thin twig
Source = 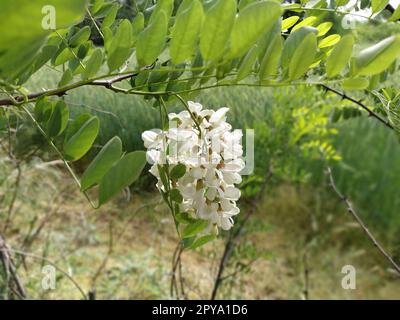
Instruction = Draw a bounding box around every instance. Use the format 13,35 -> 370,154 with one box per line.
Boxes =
326,167 -> 400,275
302,252 -> 309,300
0,233 -> 26,299
3,163 -> 22,233
321,84 -> 394,130
8,247 -> 87,299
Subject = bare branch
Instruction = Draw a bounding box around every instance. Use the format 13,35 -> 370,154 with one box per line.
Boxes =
0,233 -> 26,299
321,84 -> 394,130
326,167 -> 400,275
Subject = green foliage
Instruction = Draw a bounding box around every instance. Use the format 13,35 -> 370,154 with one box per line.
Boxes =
46,100 -> 69,137
289,32 -> 318,80
2,0 -> 400,251
0,0 -> 86,82
80,136 -> 123,191
64,116 -> 100,161
83,48 -> 103,79
229,1 -> 282,59
371,0 -> 389,13
170,163 -> 186,180
98,151 -> 146,205
136,12 -> 168,66
107,19 -> 133,71
326,34 -> 354,77
182,219 -> 209,238
199,0 -> 237,63
170,0 -> 204,65
354,35 -> 400,76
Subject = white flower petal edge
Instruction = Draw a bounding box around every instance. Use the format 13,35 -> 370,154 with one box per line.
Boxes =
142,102 -> 243,233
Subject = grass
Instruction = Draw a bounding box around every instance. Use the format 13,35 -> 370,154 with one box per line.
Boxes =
1,160 -> 398,299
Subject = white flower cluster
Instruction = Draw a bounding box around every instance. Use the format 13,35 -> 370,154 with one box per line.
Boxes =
142,101 -> 244,232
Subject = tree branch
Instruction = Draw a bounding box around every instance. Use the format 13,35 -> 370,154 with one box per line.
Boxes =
0,73 -> 138,106
326,167 -> 400,275
321,84 -> 394,130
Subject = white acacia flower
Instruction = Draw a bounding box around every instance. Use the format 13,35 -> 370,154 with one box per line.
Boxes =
142,101 -> 244,232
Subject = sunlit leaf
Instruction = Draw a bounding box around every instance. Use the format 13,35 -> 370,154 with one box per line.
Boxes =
170,0 -> 204,65
318,34 -> 341,48
354,35 -> 400,76
229,1 -> 282,59
136,12 -> 168,66
288,32 -> 317,80
326,34 -> 354,77
199,0 -> 237,62
281,16 -> 300,30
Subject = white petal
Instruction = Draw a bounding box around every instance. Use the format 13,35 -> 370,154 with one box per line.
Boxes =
188,101 -> 203,114
223,186 -> 241,200
209,107 -> 229,124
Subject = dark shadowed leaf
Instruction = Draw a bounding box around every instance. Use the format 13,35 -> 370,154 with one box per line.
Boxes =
98,151 -> 146,205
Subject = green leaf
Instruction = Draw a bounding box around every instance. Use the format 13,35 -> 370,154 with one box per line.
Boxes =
46,100 -> 69,137
101,3 -> 119,29
354,35 -> 400,76
136,12 -> 168,66
288,32 -> 317,80
64,113 -> 91,141
83,48 -> 103,79
342,77 -> 369,90
389,4 -> 400,21
236,45 -> 258,81
281,16 -> 299,30
170,0 -> 204,65
259,34 -> 283,79
182,219 -> 209,238
199,0 -> 237,63
170,189 -> 183,203
98,151 -> 146,205
182,236 -> 196,249
326,34 -> 354,77
107,19 -> 133,71
189,234 -> 216,249
64,116 -> 100,161
34,99 -> 53,123
316,22 -> 333,37
131,12 -> 145,46
176,212 -> 195,224
336,0 -> 350,6
281,26 -> 317,70
170,163 -> 186,180
318,34 -> 341,48
0,0 -> 87,82
229,1 -> 282,59
292,16 -> 318,32
54,47 -> 75,66
371,0 -> 389,13
148,0 -> 174,24
58,69 -> 74,87
81,136 -> 123,191
69,26 -> 91,47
